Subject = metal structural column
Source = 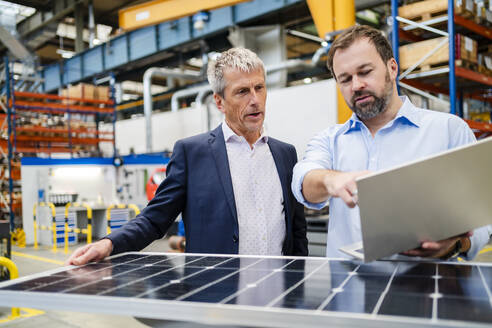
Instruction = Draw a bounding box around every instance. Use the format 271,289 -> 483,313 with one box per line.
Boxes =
391,1 -> 399,64
447,0 -> 456,115
391,0 -> 400,93
75,2 -> 85,53
334,0 -> 355,123
110,72 -> 117,157
5,57 -> 14,231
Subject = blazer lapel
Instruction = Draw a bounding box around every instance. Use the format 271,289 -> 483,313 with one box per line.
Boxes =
209,125 -> 238,227
268,140 -> 292,225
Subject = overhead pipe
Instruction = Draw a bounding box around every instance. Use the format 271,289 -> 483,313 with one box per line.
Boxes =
265,47 -> 326,74
171,84 -> 212,112
170,84 -> 213,131
143,67 -> 202,152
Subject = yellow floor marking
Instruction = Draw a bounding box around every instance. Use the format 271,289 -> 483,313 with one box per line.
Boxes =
0,308 -> 45,324
12,251 -> 64,265
479,246 -> 492,255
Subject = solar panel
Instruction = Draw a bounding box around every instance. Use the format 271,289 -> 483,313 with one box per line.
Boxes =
0,252 -> 491,327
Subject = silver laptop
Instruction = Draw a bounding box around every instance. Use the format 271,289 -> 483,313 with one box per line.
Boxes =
342,137 -> 492,262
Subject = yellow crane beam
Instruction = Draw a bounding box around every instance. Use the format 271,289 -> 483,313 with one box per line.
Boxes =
307,0 -> 355,124
119,0 -> 250,31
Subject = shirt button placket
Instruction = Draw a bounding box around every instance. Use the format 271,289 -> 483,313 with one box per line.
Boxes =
367,133 -> 377,171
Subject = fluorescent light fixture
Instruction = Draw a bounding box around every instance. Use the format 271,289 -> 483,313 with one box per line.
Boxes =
56,49 -> 75,58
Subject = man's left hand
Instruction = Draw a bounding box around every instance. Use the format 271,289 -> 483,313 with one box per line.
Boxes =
401,231 -> 473,259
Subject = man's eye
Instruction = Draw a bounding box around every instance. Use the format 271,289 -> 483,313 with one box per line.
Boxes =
360,70 -> 371,75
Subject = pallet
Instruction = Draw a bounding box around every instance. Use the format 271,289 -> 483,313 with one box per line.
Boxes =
399,37 -> 449,70
399,0 -> 448,22
399,36 -> 477,71
403,59 -> 477,75
455,59 -> 478,71
399,0 -> 474,22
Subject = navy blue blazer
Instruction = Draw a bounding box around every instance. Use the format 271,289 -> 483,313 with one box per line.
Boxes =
108,124 -> 308,256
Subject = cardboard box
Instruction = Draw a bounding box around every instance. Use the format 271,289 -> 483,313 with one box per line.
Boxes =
475,1 -> 485,24
68,83 -> 96,100
456,34 -> 477,63
95,86 -> 110,101
455,0 -> 475,18
485,9 -> 492,25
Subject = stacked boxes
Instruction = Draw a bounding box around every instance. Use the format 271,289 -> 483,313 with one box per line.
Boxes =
67,83 -> 96,100
455,34 -> 478,63
474,0 -> 492,26
455,0 -> 475,18
478,45 -> 492,76
61,83 -> 111,102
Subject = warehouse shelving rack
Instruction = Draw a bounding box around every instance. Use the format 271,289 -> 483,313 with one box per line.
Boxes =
1,56 -> 116,238
391,0 -> 492,139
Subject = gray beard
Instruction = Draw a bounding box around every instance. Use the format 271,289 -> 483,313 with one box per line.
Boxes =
351,91 -> 389,121
349,73 -> 393,121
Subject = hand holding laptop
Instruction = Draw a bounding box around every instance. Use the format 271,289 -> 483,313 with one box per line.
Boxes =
401,231 -> 472,259
350,138 -> 492,262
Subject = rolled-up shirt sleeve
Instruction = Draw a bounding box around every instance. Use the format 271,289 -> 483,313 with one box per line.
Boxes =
464,225 -> 492,260
292,128 -> 336,210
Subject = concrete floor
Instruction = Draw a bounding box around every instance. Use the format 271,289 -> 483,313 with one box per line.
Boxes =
1,239 -> 491,327
0,238 -> 172,328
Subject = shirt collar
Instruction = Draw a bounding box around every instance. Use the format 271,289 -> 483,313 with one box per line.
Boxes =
221,121 -> 268,144
394,96 -> 421,127
344,96 -> 420,134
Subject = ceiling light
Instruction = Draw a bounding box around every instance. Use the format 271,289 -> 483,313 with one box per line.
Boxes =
56,49 -> 75,58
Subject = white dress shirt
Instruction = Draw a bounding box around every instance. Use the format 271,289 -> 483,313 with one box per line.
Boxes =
222,122 -> 286,255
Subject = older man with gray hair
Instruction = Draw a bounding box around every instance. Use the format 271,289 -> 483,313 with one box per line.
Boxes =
67,47 -> 308,265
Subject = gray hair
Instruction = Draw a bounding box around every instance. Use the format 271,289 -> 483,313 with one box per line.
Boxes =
207,47 -> 265,97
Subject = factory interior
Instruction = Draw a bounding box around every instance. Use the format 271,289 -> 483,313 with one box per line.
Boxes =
0,0 -> 491,327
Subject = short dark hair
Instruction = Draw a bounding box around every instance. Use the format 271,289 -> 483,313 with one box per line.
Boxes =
327,25 -> 394,78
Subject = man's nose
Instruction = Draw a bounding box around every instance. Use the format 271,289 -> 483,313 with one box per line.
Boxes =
249,89 -> 260,104
352,76 -> 365,91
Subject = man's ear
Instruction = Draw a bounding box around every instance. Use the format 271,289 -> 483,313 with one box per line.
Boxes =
214,93 -> 226,114
388,58 -> 399,80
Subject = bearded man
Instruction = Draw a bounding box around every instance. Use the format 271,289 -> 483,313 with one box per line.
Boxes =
292,25 -> 491,261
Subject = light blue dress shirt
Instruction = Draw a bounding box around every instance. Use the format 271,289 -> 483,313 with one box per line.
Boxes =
292,97 -> 492,259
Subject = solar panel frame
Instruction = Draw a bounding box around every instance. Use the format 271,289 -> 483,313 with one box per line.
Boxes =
0,252 -> 491,328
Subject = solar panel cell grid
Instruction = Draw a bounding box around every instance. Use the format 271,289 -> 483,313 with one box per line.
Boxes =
0,252 -> 491,328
